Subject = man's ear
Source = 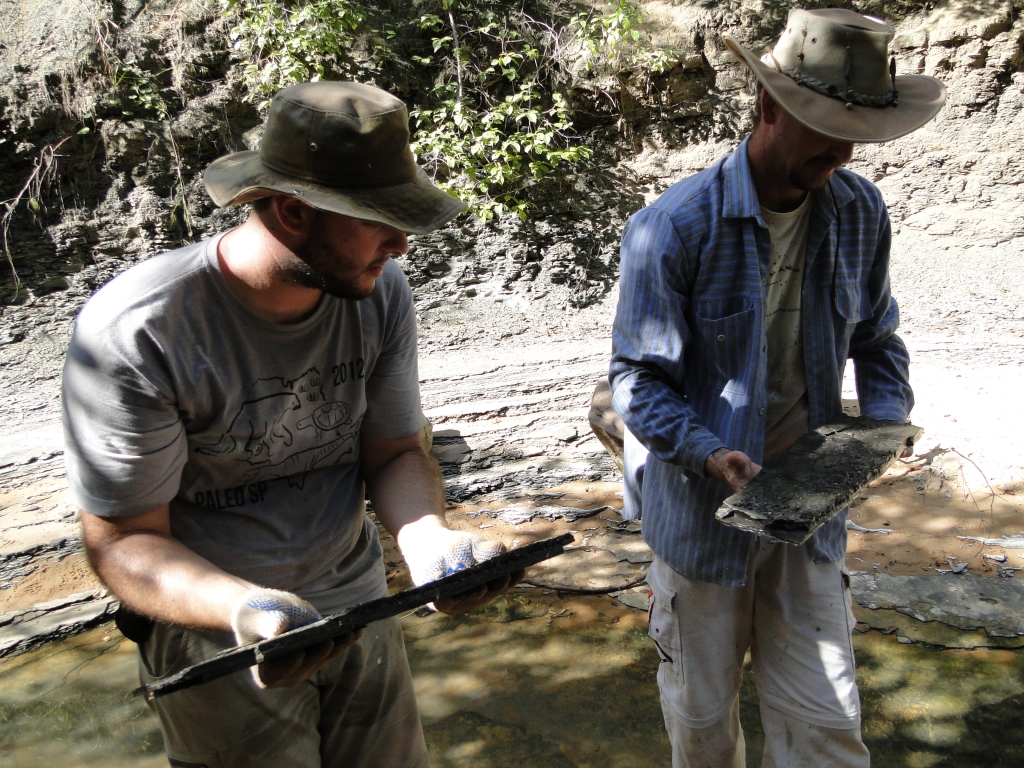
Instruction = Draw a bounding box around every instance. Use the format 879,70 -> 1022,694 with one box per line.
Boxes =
271,195 -> 318,237
759,87 -> 782,127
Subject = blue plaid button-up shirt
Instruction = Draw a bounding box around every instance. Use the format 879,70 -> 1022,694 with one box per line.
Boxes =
610,136 -> 913,586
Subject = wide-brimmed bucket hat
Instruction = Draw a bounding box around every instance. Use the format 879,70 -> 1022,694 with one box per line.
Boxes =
723,8 -> 946,143
204,81 -> 467,235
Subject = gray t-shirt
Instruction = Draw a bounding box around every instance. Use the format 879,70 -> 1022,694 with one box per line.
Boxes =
62,234 -> 424,614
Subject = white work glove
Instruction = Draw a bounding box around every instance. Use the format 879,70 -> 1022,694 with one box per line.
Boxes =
231,588 -> 336,689
230,588 -> 322,646
401,528 -> 506,587
400,528 -> 514,614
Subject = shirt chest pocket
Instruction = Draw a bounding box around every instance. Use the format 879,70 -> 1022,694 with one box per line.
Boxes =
692,302 -> 758,383
834,279 -> 872,324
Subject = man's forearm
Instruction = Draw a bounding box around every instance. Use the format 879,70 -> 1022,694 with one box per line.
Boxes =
610,366 -> 725,476
81,507 -> 253,630
364,444 -> 448,547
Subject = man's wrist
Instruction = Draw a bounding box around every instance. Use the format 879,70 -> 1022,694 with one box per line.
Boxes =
704,448 -> 729,466
394,513 -> 448,552
704,447 -> 729,479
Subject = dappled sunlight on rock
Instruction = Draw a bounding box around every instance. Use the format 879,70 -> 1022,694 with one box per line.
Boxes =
855,631 -> 1024,764
413,671 -> 491,719
905,720 -> 967,747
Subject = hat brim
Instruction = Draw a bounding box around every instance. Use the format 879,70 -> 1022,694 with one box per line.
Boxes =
723,34 -> 946,143
204,151 -> 468,235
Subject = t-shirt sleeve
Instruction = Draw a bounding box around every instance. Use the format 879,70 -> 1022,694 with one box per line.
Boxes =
61,304 -> 187,517
360,264 -> 425,439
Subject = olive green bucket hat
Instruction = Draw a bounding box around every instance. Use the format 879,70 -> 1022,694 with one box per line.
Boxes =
723,8 -> 946,142
204,81 -> 467,234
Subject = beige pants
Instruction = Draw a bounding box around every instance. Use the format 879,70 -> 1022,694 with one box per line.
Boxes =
648,541 -> 870,768
140,617 -> 428,768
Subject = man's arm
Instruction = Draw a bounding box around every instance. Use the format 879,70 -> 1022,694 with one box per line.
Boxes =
80,505 -> 250,629
361,430 -> 517,613
610,208 -> 730,478
80,507 -> 356,687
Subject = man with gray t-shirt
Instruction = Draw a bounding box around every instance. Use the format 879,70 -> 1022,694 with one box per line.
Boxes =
62,82 -> 515,768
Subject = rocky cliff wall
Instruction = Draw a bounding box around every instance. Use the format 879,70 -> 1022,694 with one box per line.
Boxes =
1,0 -> 1022,424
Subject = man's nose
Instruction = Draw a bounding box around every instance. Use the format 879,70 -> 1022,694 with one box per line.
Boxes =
832,140 -> 854,165
383,226 -> 408,255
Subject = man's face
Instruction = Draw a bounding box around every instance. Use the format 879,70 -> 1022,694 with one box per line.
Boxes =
768,106 -> 855,194
285,211 -> 409,300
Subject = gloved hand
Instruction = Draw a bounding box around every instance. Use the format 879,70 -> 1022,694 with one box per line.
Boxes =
230,588 -> 359,688
399,528 -> 521,614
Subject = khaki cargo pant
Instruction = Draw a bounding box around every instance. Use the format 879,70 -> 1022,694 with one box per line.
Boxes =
140,616 -> 428,768
648,540 -> 870,768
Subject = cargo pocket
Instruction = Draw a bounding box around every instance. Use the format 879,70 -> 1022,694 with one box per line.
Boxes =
647,581 -> 681,665
140,622 -> 188,680
167,750 -> 224,768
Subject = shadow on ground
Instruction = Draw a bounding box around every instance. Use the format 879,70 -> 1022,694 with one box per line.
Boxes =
1,609 -> 1022,767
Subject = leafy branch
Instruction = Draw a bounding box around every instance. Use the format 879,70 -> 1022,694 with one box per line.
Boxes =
221,0 -> 671,221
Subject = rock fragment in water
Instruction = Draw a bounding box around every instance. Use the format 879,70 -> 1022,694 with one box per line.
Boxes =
615,589 -> 650,611
958,534 -> 1024,549
475,504 -> 611,526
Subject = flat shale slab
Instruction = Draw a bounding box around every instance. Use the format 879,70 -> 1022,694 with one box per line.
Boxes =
715,417 -> 922,545
850,572 -> 1024,639
136,534 -> 573,700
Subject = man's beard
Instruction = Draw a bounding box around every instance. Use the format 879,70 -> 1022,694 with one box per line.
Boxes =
790,152 -> 844,192
284,227 -> 381,300
285,258 -> 372,300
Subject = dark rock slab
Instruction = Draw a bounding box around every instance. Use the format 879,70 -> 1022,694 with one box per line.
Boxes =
715,417 -> 922,545
137,534 -> 574,699
850,571 -> 1024,638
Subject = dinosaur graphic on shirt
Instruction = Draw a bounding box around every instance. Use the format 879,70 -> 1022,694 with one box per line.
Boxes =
194,367 -> 360,489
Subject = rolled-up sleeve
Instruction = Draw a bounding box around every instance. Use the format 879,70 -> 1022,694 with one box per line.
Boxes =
610,208 -> 726,477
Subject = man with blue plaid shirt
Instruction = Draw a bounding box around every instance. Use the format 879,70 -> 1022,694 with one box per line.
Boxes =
610,10 -> 945,767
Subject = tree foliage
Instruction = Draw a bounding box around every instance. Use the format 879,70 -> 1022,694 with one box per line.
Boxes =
222,0 -> 672,221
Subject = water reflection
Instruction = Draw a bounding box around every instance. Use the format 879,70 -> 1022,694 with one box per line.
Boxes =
1,606 -> 1022,767
0,627 -> 162,767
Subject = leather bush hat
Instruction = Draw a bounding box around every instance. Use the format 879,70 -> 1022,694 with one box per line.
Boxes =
204,82 -> 467,234
723,8 -> 946,142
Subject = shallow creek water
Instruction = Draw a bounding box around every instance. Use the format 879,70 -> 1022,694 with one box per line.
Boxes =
1,598 -> 1022,768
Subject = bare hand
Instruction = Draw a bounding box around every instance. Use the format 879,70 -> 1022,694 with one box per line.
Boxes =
434,569 -> 525,615
705,448 -> 762,492
258,629 -> 362,688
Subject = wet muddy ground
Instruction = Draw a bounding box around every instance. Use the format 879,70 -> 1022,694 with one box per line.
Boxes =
2,479 -> 1023,766
2,594 -> 1022,767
